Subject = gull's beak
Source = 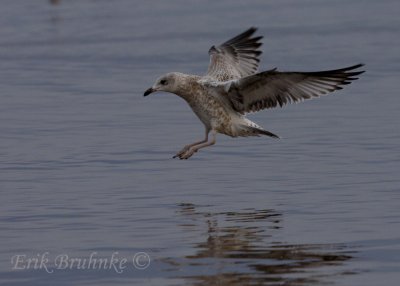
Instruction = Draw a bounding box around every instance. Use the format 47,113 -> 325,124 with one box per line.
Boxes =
143,87 -> 155,97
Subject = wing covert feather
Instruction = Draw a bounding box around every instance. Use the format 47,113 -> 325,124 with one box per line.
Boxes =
207,27 -> 263,81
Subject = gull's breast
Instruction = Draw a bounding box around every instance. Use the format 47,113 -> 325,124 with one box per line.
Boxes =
188,92 -> 237,136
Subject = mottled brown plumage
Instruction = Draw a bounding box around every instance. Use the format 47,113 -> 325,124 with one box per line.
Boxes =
144,28 -> 365,159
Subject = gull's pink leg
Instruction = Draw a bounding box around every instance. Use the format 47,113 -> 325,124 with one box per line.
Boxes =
173,129 -> 209,158
179,131 -> 216,159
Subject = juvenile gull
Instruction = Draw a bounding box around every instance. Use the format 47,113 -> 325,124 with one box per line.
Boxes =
144,28 -> 365,159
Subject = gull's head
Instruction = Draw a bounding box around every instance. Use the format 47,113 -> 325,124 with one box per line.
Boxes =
143,72 -> 182,97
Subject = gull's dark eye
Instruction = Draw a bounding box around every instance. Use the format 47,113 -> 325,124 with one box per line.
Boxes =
160,79 -> 167,85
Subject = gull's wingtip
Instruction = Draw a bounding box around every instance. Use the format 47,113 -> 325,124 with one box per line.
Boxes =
238,27 -> 259,37
358,63 -> 366,74
349,63 -> 366,73
349,63 -> 366,76
353,63 -> 365,69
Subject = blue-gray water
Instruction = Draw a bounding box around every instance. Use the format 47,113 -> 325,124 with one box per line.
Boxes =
1,0 -> 399,285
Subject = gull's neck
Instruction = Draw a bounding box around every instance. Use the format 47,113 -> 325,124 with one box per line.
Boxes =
174,73 -> 202,100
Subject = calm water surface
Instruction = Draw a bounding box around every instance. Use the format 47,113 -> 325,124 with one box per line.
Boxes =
1,1 -> 399,285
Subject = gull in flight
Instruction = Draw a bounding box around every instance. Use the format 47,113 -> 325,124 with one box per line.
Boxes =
144,28 -> 364,159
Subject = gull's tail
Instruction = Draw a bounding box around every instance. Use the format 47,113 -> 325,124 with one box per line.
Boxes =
240,125 -> 280,138
250,127 -> 280,139
237,118 -> 280,138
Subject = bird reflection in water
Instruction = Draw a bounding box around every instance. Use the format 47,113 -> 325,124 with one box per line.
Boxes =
165,203 -> 355,286
49,0 -> 61,5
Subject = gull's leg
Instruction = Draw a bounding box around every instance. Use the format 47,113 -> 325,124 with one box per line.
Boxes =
179,131 -> 216,160
173,129 -> 209,158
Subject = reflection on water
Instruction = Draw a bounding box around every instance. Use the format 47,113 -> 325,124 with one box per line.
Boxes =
168,203 -> 354,285
49,0 -> 61,5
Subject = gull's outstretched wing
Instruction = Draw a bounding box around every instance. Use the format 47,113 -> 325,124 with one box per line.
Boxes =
226,64 -> 365,114
207,27 -> 263,82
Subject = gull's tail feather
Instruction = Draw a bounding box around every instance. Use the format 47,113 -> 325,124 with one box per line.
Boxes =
256,128 -> 280,139
247,126 -> 280,139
